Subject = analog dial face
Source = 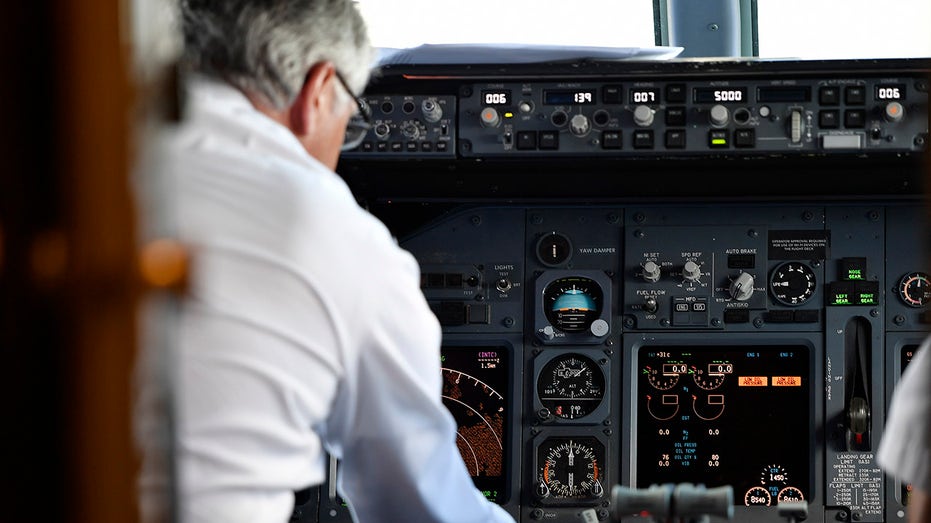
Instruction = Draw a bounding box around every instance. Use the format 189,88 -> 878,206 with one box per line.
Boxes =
777,486 -> 805,504
644,362 -> 686,390
898,272 -> 931,308
744,486 -> 772,506
538,354 -> 606,419
770,262 -> 817,306
691,361 -> 732,390
543,277 -> 604,333
537,438 -> 605,501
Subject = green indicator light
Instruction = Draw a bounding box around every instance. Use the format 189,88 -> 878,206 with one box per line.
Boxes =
847,269 -> 864,280
859,293 -> 877,304
712,138 -> 727,145
834,294 -> 851,305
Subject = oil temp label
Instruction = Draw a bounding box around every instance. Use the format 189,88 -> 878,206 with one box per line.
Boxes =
768,230 -> 830,260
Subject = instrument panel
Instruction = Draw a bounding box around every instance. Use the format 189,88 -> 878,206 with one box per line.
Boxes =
307,59 -> 930,523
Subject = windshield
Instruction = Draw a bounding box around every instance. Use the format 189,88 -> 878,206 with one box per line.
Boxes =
355,0 -> 931,60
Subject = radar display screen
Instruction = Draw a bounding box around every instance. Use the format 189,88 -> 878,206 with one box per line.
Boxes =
442,346 -> 509,503
637,346 -> 810,506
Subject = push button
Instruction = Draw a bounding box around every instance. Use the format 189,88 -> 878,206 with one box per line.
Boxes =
819,110 -> 839,129
633,130 -> 654,149
844,110 -> 866,128
539,131 -> 559,150
665,130 -> 686,149
516,131 -> 537,150
819,86 -> 840,105
665,107 -> 687,126
601,130 -> 622,149
734,129 -> 755,148
708,130 -> 729,148
666,84 -> 687,103
845,86 -> 866,105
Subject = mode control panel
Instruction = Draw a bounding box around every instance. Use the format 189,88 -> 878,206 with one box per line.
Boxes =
343,94 -> 457,157
457,77 -> 927,157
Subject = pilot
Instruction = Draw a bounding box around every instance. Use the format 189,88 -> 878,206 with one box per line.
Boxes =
137,0 -> 516,521
877,341 -> 930,523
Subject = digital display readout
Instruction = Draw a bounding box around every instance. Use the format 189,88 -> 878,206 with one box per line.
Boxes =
694,87 -> 747,103
481,90 -> 511,106
629,88 -> 660,104
441,346 -> 510,503
637,346 -> 810,506
875,84 -> 906,101
544,89 -> 597,105
757,86 -> 811,103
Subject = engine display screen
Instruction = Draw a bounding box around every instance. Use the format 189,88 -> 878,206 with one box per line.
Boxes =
441,346 -> 510,503
636,346 -> 810,507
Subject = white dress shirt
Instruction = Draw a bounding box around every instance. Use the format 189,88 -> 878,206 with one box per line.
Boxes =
141,76 -> 515,523
878,337 -> 931,492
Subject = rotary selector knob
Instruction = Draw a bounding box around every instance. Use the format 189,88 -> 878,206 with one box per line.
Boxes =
480,107 -> 501,127
633,105 -> 655,127
541,325 -> 556,340
709,104 -> 729,127
570,114 -> 591,136
590,318 -> 610,337
642,261 -> 661,282
884,102 -> 905,123
729,272 -> 755,301
421,99 -> 443,123
682,261 -> 702,282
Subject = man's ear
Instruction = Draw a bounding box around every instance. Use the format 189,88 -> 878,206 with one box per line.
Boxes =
290,61 -> 337,137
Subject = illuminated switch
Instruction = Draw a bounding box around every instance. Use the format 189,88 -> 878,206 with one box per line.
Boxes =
828,281 -> 854,305
854,281 -> 879,305
839,257 -> 867,280
708,130 -> 729,148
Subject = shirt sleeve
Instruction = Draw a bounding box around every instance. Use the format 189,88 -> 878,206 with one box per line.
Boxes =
877,339 -> 931,492
321,239 -> 516,523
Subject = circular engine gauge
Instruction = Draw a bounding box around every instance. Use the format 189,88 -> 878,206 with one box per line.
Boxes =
538,354 -> 605,419
644,363 -> 684,390
769,262 -> 817,306
898,272 -> 931,308
777,486 -> 805,504
744,486 -> 772,506
537,437 -> 605,501
543,277 -> 604,333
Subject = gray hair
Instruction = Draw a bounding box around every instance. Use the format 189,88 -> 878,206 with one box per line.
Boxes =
181,0 -> 374,109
